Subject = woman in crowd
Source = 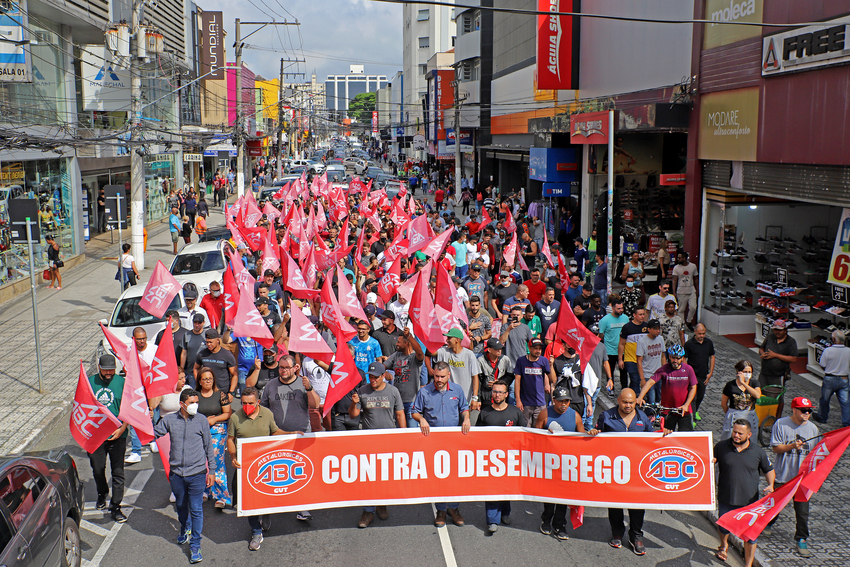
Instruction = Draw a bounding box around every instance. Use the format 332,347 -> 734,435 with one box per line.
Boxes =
196,366 -> 233,508
119,243 -> 140,288
720,359 -> 762,439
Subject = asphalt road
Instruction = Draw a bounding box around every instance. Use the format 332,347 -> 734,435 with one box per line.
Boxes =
35,411 -> 741,567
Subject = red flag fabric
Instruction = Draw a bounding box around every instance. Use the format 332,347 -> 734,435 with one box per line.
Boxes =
70,361 -> 122,453
476,207 -> 492,233
272,181 -> 290,200
716,474 -> 803,542
287,307 -> 334,364
99,322 -> 134,364
238,226 -> 267,253
796,425 -> 850,501
118,343 -> 155,445
422,228 -> 454,259
302,245 -> 318,289
322,339 -> 362,418
260,232 -> 280,275
138,261 -> 181,318
554,294 -> 601,371
517,251 -> 529,272
557,252 -> 569,287
226,214 -> 246,249
504,208 -> 517,233
503,232 -> 518,266
377,256 -> 402,303
231,285 -> 275,348
541,230 -> 555,268
144,319 -> 180,397
319,275 -> 357,343
435,260 -> 469,327
570,506 -> 585,529
391,199 -> 411,228
282,251 -> 319,300
230,256 -> 256,294
336,266 -> 369,322
407,214 -> 435,254
409,266 -> 445,353
305,207 -> 317,242
384,237 -> 409,264
222,263 -> 241,326
349,177 -> 366,195
354,224 -> 369,272
155,433 -> 171,478
262,201 -> 281,225
242,198 -> 263,228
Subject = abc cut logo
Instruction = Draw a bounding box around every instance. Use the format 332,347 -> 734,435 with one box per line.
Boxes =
638,447 -> 705,493
248,450 -> 314,496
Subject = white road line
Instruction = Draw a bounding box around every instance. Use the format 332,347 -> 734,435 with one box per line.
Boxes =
431,504 -> 459,567
87,468 -> 154,567
80,520 -> 111,538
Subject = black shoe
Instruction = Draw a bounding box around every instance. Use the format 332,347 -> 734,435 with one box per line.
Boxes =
630,538 -> 646,556
609,537 -> 622,549
553,527 -> 569,540
96,495 -> 108,510
540,522 -> 553,535
111,508 -> 128,524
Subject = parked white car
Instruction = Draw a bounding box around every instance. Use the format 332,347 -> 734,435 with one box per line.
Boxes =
169,240 -> 235,296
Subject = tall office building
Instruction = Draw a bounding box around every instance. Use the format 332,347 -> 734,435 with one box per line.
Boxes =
325,65 -> 388,121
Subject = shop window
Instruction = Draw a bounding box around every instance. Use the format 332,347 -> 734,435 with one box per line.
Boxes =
144,153 -> 175,223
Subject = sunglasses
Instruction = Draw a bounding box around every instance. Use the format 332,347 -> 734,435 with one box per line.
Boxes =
798,408 -> 813,414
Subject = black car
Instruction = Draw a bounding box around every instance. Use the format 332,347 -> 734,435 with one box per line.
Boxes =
197,227 -> 232,243
0,451 -> 84,567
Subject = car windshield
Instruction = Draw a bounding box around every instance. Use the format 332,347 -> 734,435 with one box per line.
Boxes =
111,295 -> 181,327
170,251 -> 225,275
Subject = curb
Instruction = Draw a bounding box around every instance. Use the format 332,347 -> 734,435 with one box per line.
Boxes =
13,403 -> 69,454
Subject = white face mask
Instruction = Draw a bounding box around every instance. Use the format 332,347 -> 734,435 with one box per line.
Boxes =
186,403 -> 199,416
212,290 -> 221,298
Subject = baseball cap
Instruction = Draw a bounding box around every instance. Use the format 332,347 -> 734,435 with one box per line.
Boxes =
364,277 -> 377,286
444,328 -> 464,340
582,282 -> 593,291
381,310 -> 396,321
367,361 -> 386,376
364,305 -> 377,316
366,292 -> 378,304
772,319 -> 787,329
205,329 -> 221,339
99,354 -> 117,370
470,264 -> 481,271
791,397 -> 814,409
486,338 -> 504,350
552,386 -> 571,401
500,270 -> 510,278
263,344 -> 279,354
646,318 -> 661,329
255,297 -> 271,305
570,260 -> 578,266
192,313 -> 206,323
529,337 -> 544,348
307,315 -> 320,326
451,276 -> 462,285
264,269 -> 275,277
183,288 -> 199,300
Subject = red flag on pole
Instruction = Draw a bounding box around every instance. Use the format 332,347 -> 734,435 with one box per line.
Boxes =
231,286 -> 275,348
570,506 -> 585,529
422,228 -> 454,259
287,307 -> 334,364
796,425 -> 850,501
99,322 -> 134,364
118,343 -> 155,445
503,232 -> 518,266
319,275 -> 357,343
239,226 -> 267,253
505,208 -> 517,233
475,207 -> 492,233
260,232 -> 280,275
69,361 -> 122,453
282,250 -> 320,301
554,294 -> 601,371
409,266 -> 445,353
222,264 -> 241,326
138,261 -> 181,318
541,231 -> 555,268
717,473 -> 804,542
336,266 -> 369,322
407,214 -> 435,254
230,256 -> 256,295
322,339 -> 362,418
144,319 -> 180,397
155,433 -> 171,478
377,256 -> 402,304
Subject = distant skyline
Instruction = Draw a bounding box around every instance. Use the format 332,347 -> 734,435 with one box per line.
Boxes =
199,0 -> 403,82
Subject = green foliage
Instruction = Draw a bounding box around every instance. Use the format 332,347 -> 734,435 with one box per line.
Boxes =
348,92 -> 376,122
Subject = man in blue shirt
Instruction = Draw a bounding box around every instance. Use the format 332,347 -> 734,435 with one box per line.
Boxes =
233,334 -> 263,396
589,388 -> 654,556
349,320 -> 382,374
412,361 -> 471,528
169,205 -> 181,254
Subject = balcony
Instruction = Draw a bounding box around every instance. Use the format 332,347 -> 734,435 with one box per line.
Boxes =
455,29 -> 481,60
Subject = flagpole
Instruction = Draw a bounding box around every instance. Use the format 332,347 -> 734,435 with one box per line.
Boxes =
607,109 -> 614,299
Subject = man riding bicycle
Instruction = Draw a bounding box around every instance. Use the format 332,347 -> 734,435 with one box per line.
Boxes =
635,344 -> 698,431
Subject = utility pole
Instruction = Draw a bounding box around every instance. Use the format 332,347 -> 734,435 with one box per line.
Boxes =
451,78 -> 466,199
130,0 -> 146,269
278,58 -> 285,179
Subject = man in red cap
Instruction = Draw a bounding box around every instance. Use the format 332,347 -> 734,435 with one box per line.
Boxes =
767,396 -> 820,556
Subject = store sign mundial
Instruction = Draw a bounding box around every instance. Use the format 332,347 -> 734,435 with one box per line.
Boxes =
702,0 -> 763,50
697,87 -> 759,162
762,16 -> 850,76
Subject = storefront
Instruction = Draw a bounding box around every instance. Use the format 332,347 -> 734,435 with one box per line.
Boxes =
144,153 -> 175,222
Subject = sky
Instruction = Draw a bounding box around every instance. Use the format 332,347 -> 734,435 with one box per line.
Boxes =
199,0 -> 403,82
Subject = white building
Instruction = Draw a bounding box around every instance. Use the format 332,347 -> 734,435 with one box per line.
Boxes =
325,65 -> 387,121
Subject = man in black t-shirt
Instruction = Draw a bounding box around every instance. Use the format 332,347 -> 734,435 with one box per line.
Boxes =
581,294 -> 605,330
255,297 -> 281,331
551,348 -> 585,417
154,309 -> 187,363
476,380 -> 525,533
180,314 -> 208,386
491,271 -> 518,317
193,329 -> 238,397
372,310 -> 402,356
684,323 -> 716,419
381,328 -> 426,427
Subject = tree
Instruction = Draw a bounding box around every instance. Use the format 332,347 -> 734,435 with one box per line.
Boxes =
348,92 -> 376,122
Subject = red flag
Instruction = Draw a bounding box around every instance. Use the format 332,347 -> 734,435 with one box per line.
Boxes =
377,256 -> 402,303
336,266 -> 369,321
302,245 -> 318,289
138,261 -> 180,319
262,201 -> 281,225
435,260 -> 469,327
231,285 -> 275,348
239,226 -> 267,253
717,474 -> 804,542
305,206 -> 317,242
222,263 -> 241,326
796,425 -> 850,501
407,214 -> 435,254
557,253 -> 569,287
242,198 -> 263,228
70,361 -> 122,453
230,256 -> 256,295
99,322 -> 134,363
570,506 -> 585,529
315,200 -> 328,231
144,319 -> 180,397
505,208 -> 517,233
517,250 -> 529,272
422,228 -> 454,259
409,265 -> 444,353
503,232 -> 518,266
226,214 -> 246,249
260,232 -> 280,275
319,275 -> 357,343
155,433 -> 171,478
272,181 -> 290,200
384,237 -> 409,264
354,224 -> 369,272
391,199 -> 411,227
287,306 -> 334,364
283,250 -> 320,300
118,343 -> 155,445
476,207 -> 492,233
541,230 -> 555,268
554,294 -> 601,371
322,339 -> 362,418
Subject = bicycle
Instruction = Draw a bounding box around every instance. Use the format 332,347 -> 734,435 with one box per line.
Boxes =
757,384 -> 787,447
641,403 -> 684,431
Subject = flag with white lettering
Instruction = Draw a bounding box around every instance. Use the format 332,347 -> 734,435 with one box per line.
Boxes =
541,230 -> 555,268
796,425 -> 850,502
70,361 -> 122,454
322,337 -> 362,418
503,232 -> 518,266
407,214 -> 435,254
231,286 -> 275,349
288,306 -> 334,364
118,343 -> 155,445
138,261 -> 180,319
716,473 -> 803,541
422,228 -> 454,259
336,266 -> 368,322
409,265 -> 445,353
377,256 -> 402,304
222,263 -> 241,326
554,293 -> 601,371
144,318 -> 180,397
320,275 -> 357,343
505,208 -> 517,234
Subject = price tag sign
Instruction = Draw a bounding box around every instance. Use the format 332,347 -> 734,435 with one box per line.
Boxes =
761,322 -> 770,338
833,284 -> 848,305
776,268 -> 788,285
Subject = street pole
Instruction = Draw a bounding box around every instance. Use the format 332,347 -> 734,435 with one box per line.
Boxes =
278,58 -> 285,179
607,109 -> 614,297
235,18 -> 245,197
453,81 -> 462,199
130,0 -> 146,269
23,218 -> 44,394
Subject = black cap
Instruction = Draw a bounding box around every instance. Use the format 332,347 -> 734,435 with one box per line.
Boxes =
192,313 -> 206,323
582,282 -> 593,291
470,264 -> 481,271
646,318 -> 661,329
255,297 -> 271,305
183,288 -> 198,300
263,344 -> 279,354
307,315 -> 320,325
381,310 -> 396,321
367,361 -> 386,376
264,269 -> 275,277
205,329 -> 221,339
574,237 -> 583,244
529,337 -> 544,348
99,354 -> 117,370
365,277 -> 377,285
552,386 -> 571,401
486,338 -> 504,350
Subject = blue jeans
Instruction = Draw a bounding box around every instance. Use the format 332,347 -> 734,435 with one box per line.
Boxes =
817,375 -> 850,426
455,265 -> 468,280
435,502 -> 459,511
624,362 -> 641,393
486,501 -> 511,525
403,402 -> 419,428
248,515 -> 264,536
644,381 -> 662,405
237,368 -> 250,394
170,472 -> 206,551
583,385 -> 601,431
128,426 -> 142,456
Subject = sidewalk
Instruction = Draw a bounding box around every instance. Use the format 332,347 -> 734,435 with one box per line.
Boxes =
0,203 -> 230,454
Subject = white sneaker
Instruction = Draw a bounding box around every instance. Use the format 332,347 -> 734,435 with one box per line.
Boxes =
169,492 -> 176,503
150,442 -> 159,453
125,453 -> 142,464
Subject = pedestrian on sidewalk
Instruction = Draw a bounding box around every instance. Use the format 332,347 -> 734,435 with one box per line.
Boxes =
758,319 -> 797,416
154,389 -> 214,564
181,216 -> 192,245
684,324 -> 715,421
714,419 -> 775,566
767,397 -> 820,556
812,329 -> 850,427
87,354 -> 129,524
45,235 -> 62,290
195,368 -> 232,508
169,206 -> 181,254
720,360 -> 762,438
119,243 -> 140,288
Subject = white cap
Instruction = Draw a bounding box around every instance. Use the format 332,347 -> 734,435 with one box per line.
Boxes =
366,292 -> 378,304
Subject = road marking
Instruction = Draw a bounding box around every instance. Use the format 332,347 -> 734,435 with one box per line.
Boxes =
431,504 -> 458,567
85,468 -> 153,567
80,520 -> 111,538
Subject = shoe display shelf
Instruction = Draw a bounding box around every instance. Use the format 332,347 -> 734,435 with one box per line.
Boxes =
805,283 -> 850,379
708,224 -> 751,314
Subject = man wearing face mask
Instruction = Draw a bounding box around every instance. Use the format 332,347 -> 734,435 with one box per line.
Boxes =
199,281 -> 225,329
87,354 -> 130,523
153,389 -> 215,564
245,345 -> 281,393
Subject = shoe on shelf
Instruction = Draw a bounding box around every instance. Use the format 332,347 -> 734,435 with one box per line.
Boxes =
177,529 -> 192,545
630,538 -> 646,556
124,453 -> 141,464
190,549 -> 203,564
96,495 -> 108,510
358,511 -> 374,529
248,533 -> 263,552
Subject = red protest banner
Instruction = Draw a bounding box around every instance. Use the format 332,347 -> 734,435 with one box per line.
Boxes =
236,429 -> 714,516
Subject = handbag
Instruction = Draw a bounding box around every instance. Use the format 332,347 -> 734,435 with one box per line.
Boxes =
55,259 -> 64,268
43,269 -> 51,280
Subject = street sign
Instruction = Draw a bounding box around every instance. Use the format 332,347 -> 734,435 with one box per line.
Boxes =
183,153 -> 202,162
103,185 -> 127,230
8,199 -> 39,243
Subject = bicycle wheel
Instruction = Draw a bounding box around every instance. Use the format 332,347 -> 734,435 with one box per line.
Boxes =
758,415 -> 777,447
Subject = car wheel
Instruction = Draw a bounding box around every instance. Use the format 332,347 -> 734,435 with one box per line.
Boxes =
62,517 -> 82,567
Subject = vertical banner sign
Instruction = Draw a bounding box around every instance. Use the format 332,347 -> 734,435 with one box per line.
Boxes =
435,70 -> 454,141
200,11 -> 224,84
828,208 -> 850,287
0,1 -> 32,83
536,0 -> 579,90
371,111 -> 378,136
